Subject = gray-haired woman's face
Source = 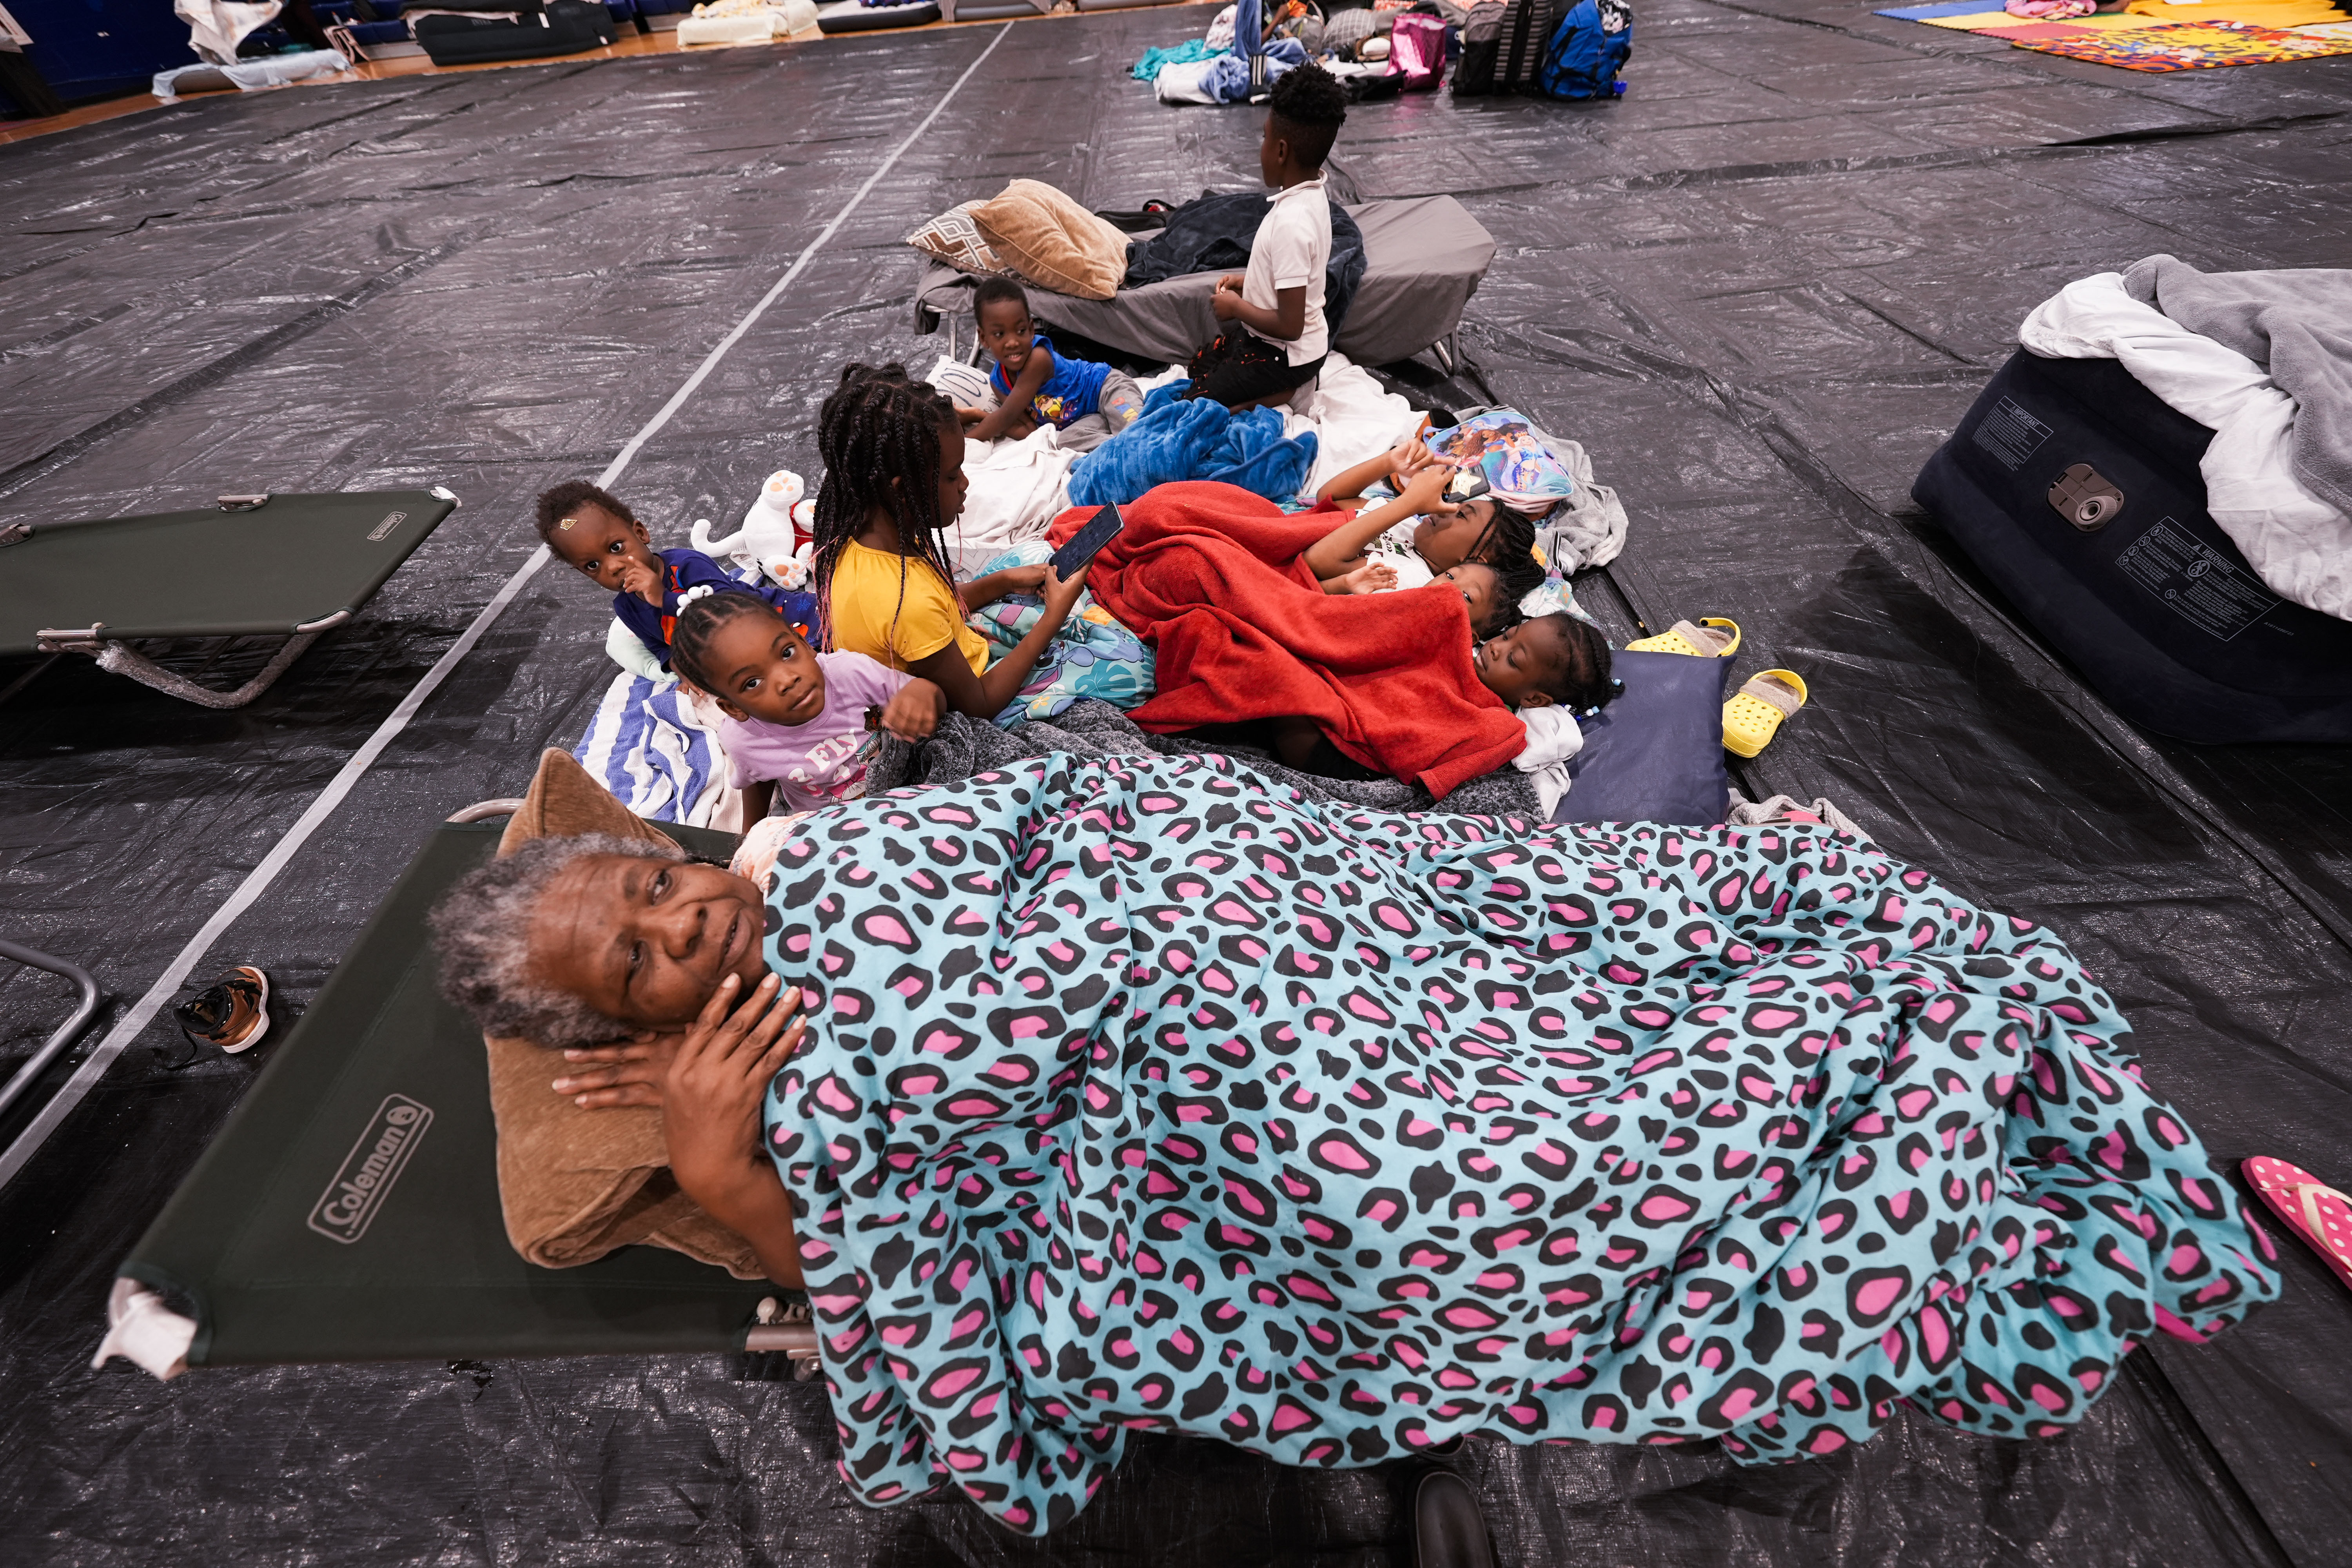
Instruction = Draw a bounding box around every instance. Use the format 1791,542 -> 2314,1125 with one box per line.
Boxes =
526,854 -> 769,1031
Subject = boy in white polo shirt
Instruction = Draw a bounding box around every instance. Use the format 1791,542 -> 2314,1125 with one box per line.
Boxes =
1184,63 -> 1348,410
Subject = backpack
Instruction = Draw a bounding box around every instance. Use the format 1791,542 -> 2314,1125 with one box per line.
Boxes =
1449,0 -> 1567,96
1534,0 -> 1632,99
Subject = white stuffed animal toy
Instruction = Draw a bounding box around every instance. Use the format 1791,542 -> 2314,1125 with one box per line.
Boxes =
691,470 -> 810,588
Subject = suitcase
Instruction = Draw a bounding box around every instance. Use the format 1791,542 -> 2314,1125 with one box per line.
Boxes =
1912,349 -> 2352,744
1452,0 -> 1567,95
413,0 -> 614,65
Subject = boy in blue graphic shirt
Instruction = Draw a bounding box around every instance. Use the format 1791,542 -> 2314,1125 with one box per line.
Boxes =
535,479 -> 817,678
956,278 -> 1144,448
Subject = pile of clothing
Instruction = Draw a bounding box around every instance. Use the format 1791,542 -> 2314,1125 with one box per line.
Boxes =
673,0 -> 817,43
1137,0 -> 1313,104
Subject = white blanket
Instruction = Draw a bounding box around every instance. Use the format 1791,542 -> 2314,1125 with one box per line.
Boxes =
2018,272 -> 2352,621
1283,353 -> 1423,495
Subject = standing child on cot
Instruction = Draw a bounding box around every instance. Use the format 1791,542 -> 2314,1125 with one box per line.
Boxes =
1182,63 -> 1348,411
667,590 -> 946,820
809,363 -> 1098,722
953,278 -> 1145,452
535,480 -> 817,680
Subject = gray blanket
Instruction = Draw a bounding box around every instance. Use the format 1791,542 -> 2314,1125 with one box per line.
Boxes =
868,699 -> 1543,818
2124,254 -> 2352,518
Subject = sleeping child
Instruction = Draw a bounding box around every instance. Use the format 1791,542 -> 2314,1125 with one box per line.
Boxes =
536,479 -> 816,680
954,278 -> 1143,452
1267,608 -> 1613,776
668,590 -> 946,819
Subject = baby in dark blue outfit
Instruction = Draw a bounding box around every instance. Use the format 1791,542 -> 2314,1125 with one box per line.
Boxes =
534,480 -> 815,679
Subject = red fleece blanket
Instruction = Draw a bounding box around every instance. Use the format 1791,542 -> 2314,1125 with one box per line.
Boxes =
1048,481 -> 1525,798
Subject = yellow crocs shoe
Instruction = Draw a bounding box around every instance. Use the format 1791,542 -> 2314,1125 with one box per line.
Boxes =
1722,669 -> 1808,758
1627,617 -> 1741,658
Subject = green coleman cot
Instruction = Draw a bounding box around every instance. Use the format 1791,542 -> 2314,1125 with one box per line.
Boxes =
98,803 -> 820,1381
0,489 -> 459,710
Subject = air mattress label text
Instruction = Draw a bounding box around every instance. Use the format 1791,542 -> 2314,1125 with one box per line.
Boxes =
368,511 -> 407,541
2116,517 -> 2277,642
1972,397 -> 2051,472
307,1094 -> 432,1245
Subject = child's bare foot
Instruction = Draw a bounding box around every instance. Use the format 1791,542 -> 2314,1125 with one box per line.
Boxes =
1338,559 -> 1397,595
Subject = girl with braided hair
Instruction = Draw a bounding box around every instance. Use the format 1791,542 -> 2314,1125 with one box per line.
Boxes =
809,363 -> 1091,721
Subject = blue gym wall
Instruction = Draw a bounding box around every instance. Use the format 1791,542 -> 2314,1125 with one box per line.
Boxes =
5,0 -> 195,108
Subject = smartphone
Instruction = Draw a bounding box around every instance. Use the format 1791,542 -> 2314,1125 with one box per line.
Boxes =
1050,502 -> 1123,579
1446,470 -> 1491,503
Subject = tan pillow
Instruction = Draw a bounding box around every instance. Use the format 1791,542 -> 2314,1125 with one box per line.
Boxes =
905,200 -> 1007,276
482,748 -> 761,1279
970,179 -> 1130,302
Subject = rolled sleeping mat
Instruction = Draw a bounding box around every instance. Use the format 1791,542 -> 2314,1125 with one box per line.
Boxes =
817,0 -> 942,28
413,0 -> 615,62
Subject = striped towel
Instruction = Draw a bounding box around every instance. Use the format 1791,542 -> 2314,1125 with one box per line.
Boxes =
572,671 -> 731,827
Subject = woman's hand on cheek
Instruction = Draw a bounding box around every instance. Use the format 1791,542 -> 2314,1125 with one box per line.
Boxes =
660,973 -> 806,1222
554,1031 -> 682,1109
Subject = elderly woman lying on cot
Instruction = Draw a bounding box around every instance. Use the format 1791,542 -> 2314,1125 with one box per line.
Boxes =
432,750 -> 2276,1536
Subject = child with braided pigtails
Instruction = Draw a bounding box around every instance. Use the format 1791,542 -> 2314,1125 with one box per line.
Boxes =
667,590 -> 944,819
809,363 -> 1094,721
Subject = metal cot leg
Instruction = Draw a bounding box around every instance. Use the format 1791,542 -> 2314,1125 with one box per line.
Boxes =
0,938 -> 102,1122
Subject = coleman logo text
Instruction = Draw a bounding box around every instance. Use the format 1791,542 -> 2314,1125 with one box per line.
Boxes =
306,1094 -> 432,1244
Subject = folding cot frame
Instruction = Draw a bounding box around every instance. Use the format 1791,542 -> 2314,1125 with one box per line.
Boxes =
0,488 -> 459,711
0,940 -> 101,1144
98,800 -> 819,1385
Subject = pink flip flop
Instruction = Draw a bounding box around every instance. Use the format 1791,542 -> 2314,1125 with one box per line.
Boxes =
2243,1156 -> 2352,1295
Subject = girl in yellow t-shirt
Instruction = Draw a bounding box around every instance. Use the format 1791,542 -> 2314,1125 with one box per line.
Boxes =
810,364 -> 1088,720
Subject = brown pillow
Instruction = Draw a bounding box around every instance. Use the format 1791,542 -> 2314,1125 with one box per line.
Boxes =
905,200 -> 1007,276
482,748 -> 762,1279
970,179 -> 1130,302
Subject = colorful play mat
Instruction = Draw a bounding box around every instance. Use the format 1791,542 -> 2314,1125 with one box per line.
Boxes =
1877,0 -> 2352,67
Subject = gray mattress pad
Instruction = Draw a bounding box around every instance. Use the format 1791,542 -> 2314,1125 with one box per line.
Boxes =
915,195 -> 1494,368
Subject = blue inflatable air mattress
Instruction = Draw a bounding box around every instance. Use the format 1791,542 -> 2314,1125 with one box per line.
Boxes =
1912,348 -> 2352,745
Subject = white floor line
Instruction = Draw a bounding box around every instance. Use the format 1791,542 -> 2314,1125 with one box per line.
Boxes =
0,22 -> 1014,1193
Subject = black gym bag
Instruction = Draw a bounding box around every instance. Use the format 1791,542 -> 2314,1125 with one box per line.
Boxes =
1912,348 -> 2352,744
1452,0 -> 1567,95
413,0 -> 615,65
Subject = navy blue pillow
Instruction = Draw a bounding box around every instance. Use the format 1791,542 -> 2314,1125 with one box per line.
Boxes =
1555,649 -> 1732,826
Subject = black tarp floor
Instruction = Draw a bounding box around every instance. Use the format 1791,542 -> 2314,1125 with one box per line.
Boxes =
2,6 -> 2349,1563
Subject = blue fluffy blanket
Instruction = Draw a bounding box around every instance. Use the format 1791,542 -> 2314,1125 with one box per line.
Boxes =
1069,382 -> 1319,508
